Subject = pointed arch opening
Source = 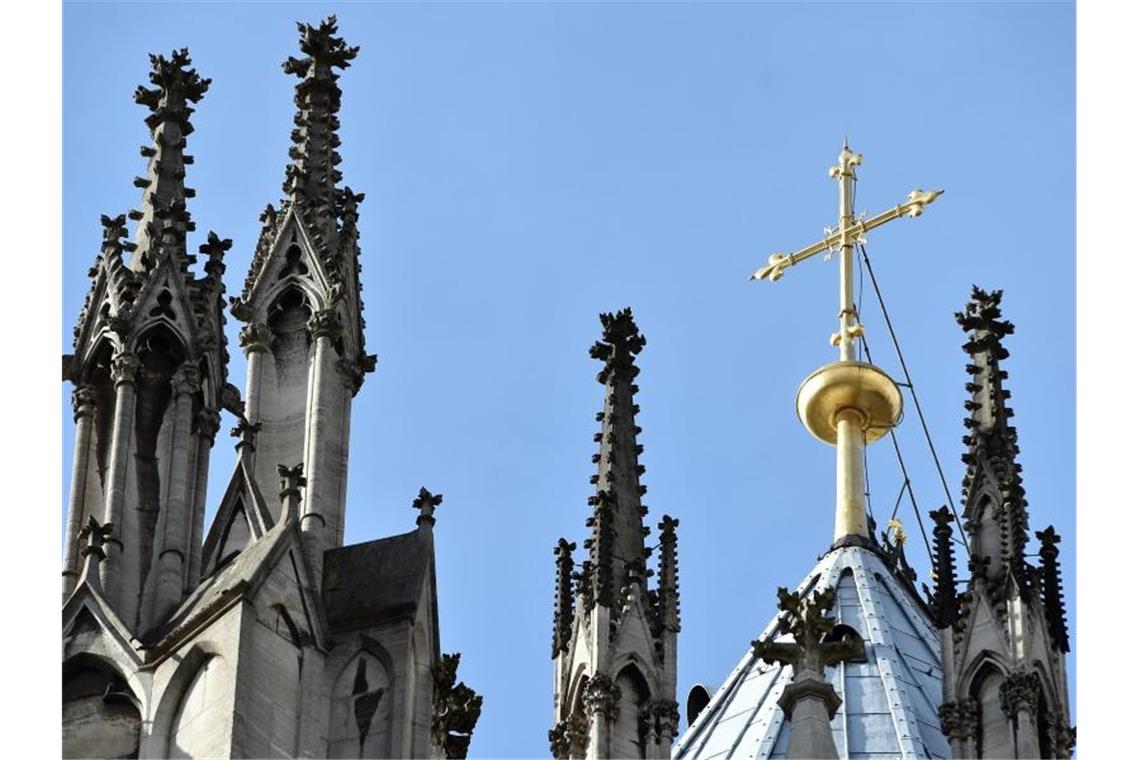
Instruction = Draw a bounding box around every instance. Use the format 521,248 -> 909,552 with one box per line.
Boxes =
970,661 -> 1014,759
614,663 -> 652,759
62,653 -> 142,759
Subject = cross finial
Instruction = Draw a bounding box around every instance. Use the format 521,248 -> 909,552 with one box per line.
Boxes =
230,416 -> 262,453
747,144 -> 942,543
413,487 -> 443,528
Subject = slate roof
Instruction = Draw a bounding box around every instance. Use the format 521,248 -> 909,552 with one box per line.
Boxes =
674,546 -> 949,760
322,528 -> 432,630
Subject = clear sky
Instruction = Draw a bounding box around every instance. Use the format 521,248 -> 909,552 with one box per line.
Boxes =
62,2 -> 1074,755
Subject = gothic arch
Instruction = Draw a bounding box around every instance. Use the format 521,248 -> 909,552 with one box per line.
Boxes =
969,661 -> 1014,759
613,663 -> 652,759
150,644 -> 226,759
63,652 -> 143,760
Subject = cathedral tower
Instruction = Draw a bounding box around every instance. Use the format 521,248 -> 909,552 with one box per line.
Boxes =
62,49 -> 233,634
932,287 -> 1074,758
62,19 -> 479,759
550,309 -> 681,760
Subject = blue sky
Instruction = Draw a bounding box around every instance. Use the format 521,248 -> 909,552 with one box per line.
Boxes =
62,2 -> 1074,755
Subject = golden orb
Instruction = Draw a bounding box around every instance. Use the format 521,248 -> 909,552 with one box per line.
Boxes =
796,361 -> 903,445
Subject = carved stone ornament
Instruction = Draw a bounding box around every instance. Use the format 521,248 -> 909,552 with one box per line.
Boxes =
938,698 -> 978,742
413,487 -> 443,528
308,308 -> 342,339
170,364 -> 201,396
193,408 -> 222,441
110,351 -> 141,386
71,386 -> 98,420
548,720 -> 571,758
238,322 -> 275,354
79,515 -> 115,562
431,652 -> 483,759
582,673 -> 622,720
650,699 -> 681,741
999,670 -> 1041,717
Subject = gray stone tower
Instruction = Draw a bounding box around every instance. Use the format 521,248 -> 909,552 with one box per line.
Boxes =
62,18 -> 480,759
550,309 -> 681,760
931,287 -> 1074,758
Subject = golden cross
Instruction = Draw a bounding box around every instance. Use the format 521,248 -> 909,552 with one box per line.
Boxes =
749,142 -> 942,362
749,143 -> 943,543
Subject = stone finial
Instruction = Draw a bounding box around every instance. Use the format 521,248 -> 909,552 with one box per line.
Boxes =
589,307 -> 646,385
230,416 -> 262,454
277,463 -> 306,521
656,514 -> 681,633
929,506 -> 959,628
413,487 -> 443,528
552,539 -> 576,658
129,49 -> 209,271
431,652 -> 482,759
752,587 -> 863,676
1036,525 -> 1070,653
77,515 -> 114,590
281,16 -> 357,205
199,231 -> 231,280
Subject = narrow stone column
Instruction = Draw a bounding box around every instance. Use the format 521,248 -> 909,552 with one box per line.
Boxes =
239,323 -> 273,467
101,350 -> 140,608
63,385 -> 99,600
186,408 -> 220,589
582,674 -> 619,759
777,673 -> 842,759
145,364 -> 199,627
299,309 -> 341,589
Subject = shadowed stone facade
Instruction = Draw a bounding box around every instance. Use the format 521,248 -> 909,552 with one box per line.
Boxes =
62,18 -> 479,759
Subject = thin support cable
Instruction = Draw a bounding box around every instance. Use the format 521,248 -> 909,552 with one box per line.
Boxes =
853,323 -> 937,565
858,242 -> 969,547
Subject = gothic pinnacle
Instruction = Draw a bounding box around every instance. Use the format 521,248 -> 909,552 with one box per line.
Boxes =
552,539 -> 576,658
956,286 -> 1030,588
128,48 -> 209,271
1036,526 -> 1070,653
929,506 -> 959,628
281,16 -> 358,210
585,308 -> 651,609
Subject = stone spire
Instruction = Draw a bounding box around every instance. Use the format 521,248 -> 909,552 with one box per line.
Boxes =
127,49 -> 210,272
1036,526 -> 1070,653
655,515 -> 681,635
584,308 -> 651,609
928,506 -> 959,629
956,286 -> 1030,591
552,309 -> 680,759
938,287 -> 1074,759
552,539 -> 576,658
281,15 -> 357,211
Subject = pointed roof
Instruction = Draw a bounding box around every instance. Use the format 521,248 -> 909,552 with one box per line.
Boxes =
675,546 -> 949,759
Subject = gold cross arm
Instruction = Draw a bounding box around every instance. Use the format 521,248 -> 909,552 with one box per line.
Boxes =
749,188 -> 943,283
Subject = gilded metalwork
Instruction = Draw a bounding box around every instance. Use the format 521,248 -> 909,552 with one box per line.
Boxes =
750,144 -> 940,540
